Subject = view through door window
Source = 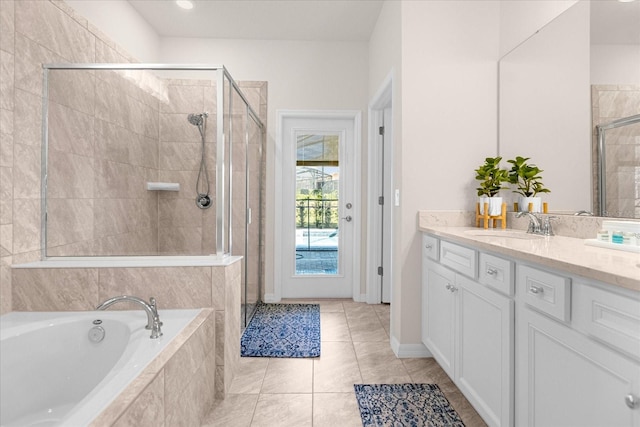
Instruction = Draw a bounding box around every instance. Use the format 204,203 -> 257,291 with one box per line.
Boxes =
295,133 -> 340,275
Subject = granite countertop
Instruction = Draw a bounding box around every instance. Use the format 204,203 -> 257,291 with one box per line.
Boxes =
419,225 -> 640,293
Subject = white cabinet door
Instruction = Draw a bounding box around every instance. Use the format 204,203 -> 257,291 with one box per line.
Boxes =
456,274 -> 514,427
517,307 -> 640,427
422,259 -> 456,379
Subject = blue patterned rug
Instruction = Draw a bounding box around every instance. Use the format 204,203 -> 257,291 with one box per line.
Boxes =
240,303 -> 320,358
354,384 -> 465,427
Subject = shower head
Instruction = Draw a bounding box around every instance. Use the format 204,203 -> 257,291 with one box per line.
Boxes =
187,112 -> 208,126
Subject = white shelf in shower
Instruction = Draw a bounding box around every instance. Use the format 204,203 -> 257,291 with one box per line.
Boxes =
146,182 -> 180,191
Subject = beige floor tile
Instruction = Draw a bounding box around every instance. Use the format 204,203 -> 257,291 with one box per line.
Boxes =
313,341 -> 363,392
261,358 -> 313,394
313,392 -> 362,427
354,341 -> 412,384
228,357 -> 268,394
250,393 -> 312,427
203,301 -> 486,427
200,394 -> 259,427
321,311 -> 351,342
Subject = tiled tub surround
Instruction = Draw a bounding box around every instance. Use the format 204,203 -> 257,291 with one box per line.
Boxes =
1,308 -> 212,426
11,257 -> 242,401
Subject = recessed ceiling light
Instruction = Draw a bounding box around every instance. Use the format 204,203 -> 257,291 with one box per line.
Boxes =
176,0 -> 194,9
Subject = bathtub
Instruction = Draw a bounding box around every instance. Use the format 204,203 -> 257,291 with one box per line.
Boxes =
0,308 -> 202,427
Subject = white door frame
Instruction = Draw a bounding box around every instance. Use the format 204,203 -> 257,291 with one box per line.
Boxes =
273,110 -> 362,301
366,73 -> 394,304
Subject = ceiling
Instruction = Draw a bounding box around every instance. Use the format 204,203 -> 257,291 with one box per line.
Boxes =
127,0 -> 385,42
127,0 -> 638,44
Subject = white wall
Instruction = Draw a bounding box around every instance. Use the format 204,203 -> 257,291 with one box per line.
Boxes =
499,0 -> 578,57
65,0 -> 160,62
394,0 -> 500,347
159,38 -> 370,298
591,44 -> 640,85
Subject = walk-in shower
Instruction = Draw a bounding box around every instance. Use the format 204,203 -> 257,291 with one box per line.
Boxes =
187,112 -> 212,209
40,64 -> 266,328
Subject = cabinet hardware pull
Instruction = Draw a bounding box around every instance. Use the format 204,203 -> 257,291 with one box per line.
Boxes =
486,268 -> 498,275
445,284 -> 452,290
529,286 -> 544,295
626,394 -> 639,409
425,245 -> 432,249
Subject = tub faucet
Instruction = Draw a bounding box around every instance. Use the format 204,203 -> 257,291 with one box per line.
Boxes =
96,296 -> 163,339
516,211 -> 542,234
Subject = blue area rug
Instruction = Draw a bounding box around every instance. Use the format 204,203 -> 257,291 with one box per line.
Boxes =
240,303 -> 320,358
354,384 -> 465,427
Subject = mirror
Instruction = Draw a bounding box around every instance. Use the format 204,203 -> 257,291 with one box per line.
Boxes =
499,0 -> 640,218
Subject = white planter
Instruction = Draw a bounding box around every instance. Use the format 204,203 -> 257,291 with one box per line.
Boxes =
518,196 -> 542,213
479,196 -> 503,216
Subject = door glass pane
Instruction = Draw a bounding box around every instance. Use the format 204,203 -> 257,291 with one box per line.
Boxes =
295,133 -> 339,275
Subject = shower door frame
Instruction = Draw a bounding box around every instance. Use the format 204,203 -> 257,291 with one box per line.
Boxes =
596,114 -> 640,217
40,63 -> 265,261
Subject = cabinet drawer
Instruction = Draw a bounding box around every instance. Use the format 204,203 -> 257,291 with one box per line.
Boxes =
518,265 -> 571,322
423,234 -> 440,261
479,253 -> 514,296
440,241 -> 477,279
573,283 -> 640,360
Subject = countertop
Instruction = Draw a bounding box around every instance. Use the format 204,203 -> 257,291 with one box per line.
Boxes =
419,225 -> 640,293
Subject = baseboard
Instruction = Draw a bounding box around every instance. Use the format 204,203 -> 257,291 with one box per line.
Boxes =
263,293 -> 279,303
390,335 -> 433,358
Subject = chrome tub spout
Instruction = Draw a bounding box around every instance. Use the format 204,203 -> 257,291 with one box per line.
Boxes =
96,296 -> 163,339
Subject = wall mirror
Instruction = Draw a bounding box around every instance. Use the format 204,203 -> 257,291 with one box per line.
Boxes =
499,0 -> 640,218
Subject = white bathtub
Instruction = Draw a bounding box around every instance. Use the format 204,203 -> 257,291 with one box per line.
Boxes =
0,309 -> 202,427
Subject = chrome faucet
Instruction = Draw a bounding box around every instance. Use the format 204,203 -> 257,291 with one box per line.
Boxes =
541,216 -> 558,236
516,211 -> 542,234
96,295 -> 163,339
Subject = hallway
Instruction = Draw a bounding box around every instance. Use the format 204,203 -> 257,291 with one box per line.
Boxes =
202,300 -> 486,427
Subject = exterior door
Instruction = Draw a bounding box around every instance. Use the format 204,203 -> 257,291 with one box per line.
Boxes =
276,112 -> 359,299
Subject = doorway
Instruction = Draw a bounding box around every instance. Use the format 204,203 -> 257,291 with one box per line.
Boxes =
275,111 -> 361,299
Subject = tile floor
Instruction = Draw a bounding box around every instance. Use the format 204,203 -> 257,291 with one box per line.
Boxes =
201,300 -> 487,427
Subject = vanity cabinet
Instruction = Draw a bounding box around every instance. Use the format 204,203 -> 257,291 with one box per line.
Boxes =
517,269 -> 640,427
422,238 -> 514,427
422,231 -> 640,427
517,300 -> 640,427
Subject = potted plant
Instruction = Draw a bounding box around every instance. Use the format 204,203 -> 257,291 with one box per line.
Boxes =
475,156 -> 509,216
507,156 -> 550,212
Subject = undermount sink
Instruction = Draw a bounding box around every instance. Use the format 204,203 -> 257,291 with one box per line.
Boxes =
464,229 -> 545,240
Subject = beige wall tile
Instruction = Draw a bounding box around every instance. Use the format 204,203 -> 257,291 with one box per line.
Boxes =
159,198 -> 204,228
14,33 -> 64,97
12,198 -> 40,254
49,69 -> 96,116
94,198 -> 156,238
112,372 -> 164,427
96,227 -> 158,256
0,127 -> 13,168
13,143 -> 40,199
0,257 -> 11,314
162,84 -> 205,114
98,267 -> 213,308
15,0 -> 95,63
0,50 -> 14,111
46,198 -> 93,247
0,166 -> 12,224
47,150 -> 94,199
0,224 -> 11,257
14,89 -> 41,147
158,226 -> 204,255
12,267 -> 99,310
0,0 -> 15,54
48,102 -> 94,157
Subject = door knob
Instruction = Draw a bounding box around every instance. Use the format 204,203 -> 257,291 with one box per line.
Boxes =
342,215 -> 352,222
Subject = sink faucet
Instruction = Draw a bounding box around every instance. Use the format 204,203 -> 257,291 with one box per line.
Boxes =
516,211 -> 542,234
96,295 -> 163,339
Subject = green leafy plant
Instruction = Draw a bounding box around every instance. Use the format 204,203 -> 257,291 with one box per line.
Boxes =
475,156 -> 509,197
507,156 -> 550,197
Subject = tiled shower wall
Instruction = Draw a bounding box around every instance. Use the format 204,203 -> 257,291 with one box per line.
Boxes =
0,0 -> 268,314
591,84 -> 640,218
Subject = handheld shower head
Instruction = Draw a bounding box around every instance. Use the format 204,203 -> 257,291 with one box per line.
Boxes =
188,112 -> 207,126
